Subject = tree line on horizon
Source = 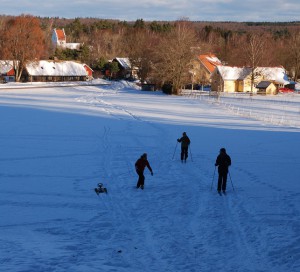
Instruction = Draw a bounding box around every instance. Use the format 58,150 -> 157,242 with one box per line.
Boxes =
0,15 -> 299,94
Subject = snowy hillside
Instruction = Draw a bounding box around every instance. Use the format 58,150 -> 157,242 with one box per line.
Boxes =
0,80 -> 299,272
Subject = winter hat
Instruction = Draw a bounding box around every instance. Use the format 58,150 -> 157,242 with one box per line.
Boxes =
220,148 -> 226,153
183,132 -> 186,135
142,153 -> 147,158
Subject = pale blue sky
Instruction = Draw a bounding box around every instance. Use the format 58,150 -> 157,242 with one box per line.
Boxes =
1,0 -> 299,21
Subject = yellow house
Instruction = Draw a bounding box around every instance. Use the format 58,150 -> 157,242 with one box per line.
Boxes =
211,66 -> 290,94
211,66 -> 251,93
256,81 -> 277,95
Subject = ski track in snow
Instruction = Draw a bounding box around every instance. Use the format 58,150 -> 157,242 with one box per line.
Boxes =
0,82 -> 299,272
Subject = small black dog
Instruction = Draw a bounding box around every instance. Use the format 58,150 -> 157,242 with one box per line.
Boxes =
94,183 -> 108,195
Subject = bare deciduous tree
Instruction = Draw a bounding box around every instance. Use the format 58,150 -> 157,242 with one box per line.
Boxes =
89,29 -> 125,62
152,21 -> 198,94
123,29 -> 157,83
288,31 -> 300,81
0,15 -> 45,81
243,32 -> 266,94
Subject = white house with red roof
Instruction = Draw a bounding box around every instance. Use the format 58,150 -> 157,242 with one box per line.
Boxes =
52,28 -> 81,50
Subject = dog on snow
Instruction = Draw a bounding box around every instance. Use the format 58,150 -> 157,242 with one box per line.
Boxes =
94,183 -> 108,195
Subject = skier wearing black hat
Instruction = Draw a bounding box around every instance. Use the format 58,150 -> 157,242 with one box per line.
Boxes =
215,148 -> 231,193
177,132 -> 190,163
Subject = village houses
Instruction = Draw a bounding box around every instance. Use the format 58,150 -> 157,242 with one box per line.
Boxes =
211,65 -> 291,94
1,27 -> 93,83
0,27 -> 294,92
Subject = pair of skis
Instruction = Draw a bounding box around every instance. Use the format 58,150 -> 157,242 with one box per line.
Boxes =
218,191 -> 227,196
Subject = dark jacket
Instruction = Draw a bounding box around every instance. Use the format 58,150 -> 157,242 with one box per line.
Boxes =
135,158 -> 152,173
177,135 -> 190,148
215,152 -> 231,173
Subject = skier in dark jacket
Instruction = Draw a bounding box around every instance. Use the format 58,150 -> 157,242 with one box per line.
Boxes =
135,153 -> 153,190
177,132 -> 191,162
215,148 -> 231,193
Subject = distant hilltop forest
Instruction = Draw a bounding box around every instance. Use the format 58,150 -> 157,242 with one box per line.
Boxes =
37,17 -> 300,31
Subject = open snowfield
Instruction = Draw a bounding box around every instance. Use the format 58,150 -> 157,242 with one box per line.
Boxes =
0,80 -> 299,272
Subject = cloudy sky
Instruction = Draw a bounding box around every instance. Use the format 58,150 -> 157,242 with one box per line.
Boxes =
1,0 -> 299,21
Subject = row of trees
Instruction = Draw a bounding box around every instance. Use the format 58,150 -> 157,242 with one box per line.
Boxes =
0,15 -> 300,94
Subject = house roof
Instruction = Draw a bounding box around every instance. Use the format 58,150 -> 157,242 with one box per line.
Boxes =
255,67 -> 290,85
0,60 -> 14,74
55,29 -> 66,41
199,53 -> 222,73
115,58 -> 131,69
256,81 -> 272,89
26,60 -> 88,76
60,43 -> 81,50
216,65 -> 290,84
216,66 -> 252,80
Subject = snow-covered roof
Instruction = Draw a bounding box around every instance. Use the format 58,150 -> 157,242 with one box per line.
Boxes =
255,67 -> 290,85
216,65 -> 290,84
60,43 -> 81,50
206,56 -> 221,63
26,60 -> 88,76
115,58 -> 131,69
216,66 -> 251,80
0,60 -> 14,74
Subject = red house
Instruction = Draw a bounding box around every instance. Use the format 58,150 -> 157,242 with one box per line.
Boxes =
83,64 -> 93,79
0,61 -> 15,82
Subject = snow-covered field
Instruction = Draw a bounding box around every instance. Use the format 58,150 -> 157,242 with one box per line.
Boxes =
0,80 -> 299,272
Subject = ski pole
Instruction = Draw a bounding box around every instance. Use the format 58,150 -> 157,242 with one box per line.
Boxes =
172,142 -> 178,160
210,166 -> 216,191
189,145 -> 193,162
228,170 -> 235,191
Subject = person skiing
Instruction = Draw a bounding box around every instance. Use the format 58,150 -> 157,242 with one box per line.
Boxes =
215,148 -> 231,194
135,153 -> 153,190
177,132 -> 191,163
